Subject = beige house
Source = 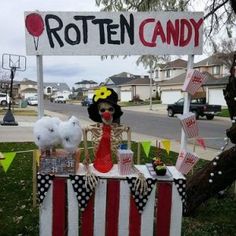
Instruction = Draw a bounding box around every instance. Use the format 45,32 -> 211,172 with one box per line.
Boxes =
159,54 -> 230,105
19,78 -> 37,98
119,77 -> 155,102
154,59 -> 187,82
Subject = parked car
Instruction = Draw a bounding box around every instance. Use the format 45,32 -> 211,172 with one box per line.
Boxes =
27,96 -> 38,106
81,97 -> 93,106
167,98 -> 221,120
54,96 -> 66,103
0,92 -> 10,106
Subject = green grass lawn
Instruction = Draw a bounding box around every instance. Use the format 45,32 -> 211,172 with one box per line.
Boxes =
217,108 -> 230,118
0,142 -> 236,235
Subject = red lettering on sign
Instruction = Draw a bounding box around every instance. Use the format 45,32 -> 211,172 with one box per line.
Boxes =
166,20 -> 179,46
190,18 -> 203,47
139,18 -> 156,47
139,17 -> 203,48
152,21 -> 166,45
179,19 -> 192,47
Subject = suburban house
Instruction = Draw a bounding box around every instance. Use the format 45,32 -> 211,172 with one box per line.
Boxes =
19,78 -> 38,98
44,82 -> 71,99
203,76 -> 228,106
119,77 -> 156,102
13,78 -> 71,100
159,72 -> 214,104
104,72 -> 137,99
85,72 -> 152,101
154,59 -> 187,82
158,54 -> 230,106
74,80 -> 98,98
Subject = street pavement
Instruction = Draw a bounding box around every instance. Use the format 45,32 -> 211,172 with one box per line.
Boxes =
0,104 -> 227,161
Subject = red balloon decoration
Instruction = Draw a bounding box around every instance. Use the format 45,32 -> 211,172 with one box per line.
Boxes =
25,13 -> 44,37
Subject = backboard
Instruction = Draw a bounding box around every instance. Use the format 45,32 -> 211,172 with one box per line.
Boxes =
2,53 -> 26,71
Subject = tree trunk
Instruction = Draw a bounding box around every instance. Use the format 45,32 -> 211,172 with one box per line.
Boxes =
185,54 -> 236,216
184,146 -> 236,216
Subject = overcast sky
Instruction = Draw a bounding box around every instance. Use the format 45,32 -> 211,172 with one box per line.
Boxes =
0,0 -> 208,88
0,0 -> 149,88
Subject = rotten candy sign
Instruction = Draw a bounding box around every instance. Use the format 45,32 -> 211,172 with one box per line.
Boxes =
24,11 -> 204,56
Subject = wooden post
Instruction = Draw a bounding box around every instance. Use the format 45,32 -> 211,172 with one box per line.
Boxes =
32,150 -> 38,207
137,142 -> 141,164
127,127 -> 131,149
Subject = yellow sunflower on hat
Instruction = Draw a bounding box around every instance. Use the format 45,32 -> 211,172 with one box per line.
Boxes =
94,86 -> 112,102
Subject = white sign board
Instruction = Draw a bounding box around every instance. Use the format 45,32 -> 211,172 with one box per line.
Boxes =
24,11 -> 204,56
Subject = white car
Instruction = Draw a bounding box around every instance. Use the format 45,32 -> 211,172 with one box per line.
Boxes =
27,97 -> 38,106
0,92 -> 10,106
54,96 -> 66,103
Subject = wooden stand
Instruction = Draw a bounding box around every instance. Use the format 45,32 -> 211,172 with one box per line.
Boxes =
39,165 -> 184,236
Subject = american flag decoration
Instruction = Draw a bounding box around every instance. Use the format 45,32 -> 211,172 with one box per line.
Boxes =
39,165 -> 185,236
178,112 -> 199,138
182,69 -> 207,96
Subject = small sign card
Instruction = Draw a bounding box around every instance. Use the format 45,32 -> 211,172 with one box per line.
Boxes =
39,149 -> 77,175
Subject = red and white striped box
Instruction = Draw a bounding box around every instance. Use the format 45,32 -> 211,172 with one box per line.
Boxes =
176,149 -> 199,175
182,69 -> 207,95
178,112 -> 199,138
117,149 -> 133,175
39,165 -> 185,236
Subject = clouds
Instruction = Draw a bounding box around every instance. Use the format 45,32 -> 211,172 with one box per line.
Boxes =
0,0 -> 147,88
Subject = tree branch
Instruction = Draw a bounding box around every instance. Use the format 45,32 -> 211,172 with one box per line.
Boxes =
204,0 -> 230,20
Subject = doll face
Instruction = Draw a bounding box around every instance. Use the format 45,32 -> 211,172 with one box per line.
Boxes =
98,102 -> 115,125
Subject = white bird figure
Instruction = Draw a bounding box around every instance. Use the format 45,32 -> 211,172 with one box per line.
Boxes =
58,116 -> 82,153
33,116 -> 61,151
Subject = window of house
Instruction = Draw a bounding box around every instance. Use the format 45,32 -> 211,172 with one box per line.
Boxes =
165,69 -> 171,78
47,87 -> 52,94
212,66 -> 220,75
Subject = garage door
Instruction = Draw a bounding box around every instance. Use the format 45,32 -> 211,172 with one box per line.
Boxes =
208,88 -> 226,106
161,91 -> 182,104
120,91 -> 132,102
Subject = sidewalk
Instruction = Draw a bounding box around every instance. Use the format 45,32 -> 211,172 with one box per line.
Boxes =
0,105 -> 221,161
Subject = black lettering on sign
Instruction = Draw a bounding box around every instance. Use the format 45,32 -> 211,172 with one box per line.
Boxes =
64,24 -> 81,45
120,14 -> 134,44
92,19 -> 113,44
107,23 -> 120,44
74,16 -> 95,44
45,14 -> 64,48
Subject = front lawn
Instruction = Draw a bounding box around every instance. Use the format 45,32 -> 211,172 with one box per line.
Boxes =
0,142 -> 236,235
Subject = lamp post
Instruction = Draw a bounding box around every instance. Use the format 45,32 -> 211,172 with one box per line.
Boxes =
149,68 -> 154,110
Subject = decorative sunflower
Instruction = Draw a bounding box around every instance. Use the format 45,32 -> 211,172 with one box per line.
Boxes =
94,86 -> 112,102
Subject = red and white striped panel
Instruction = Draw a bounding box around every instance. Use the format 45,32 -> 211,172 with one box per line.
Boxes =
40,166 -> 183,236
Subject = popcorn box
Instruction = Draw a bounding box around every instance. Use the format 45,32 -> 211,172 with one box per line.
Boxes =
117,149 -> 133,175
182,69 -> 207,95
178,112 -> 199,138
176,149 -> 199,175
